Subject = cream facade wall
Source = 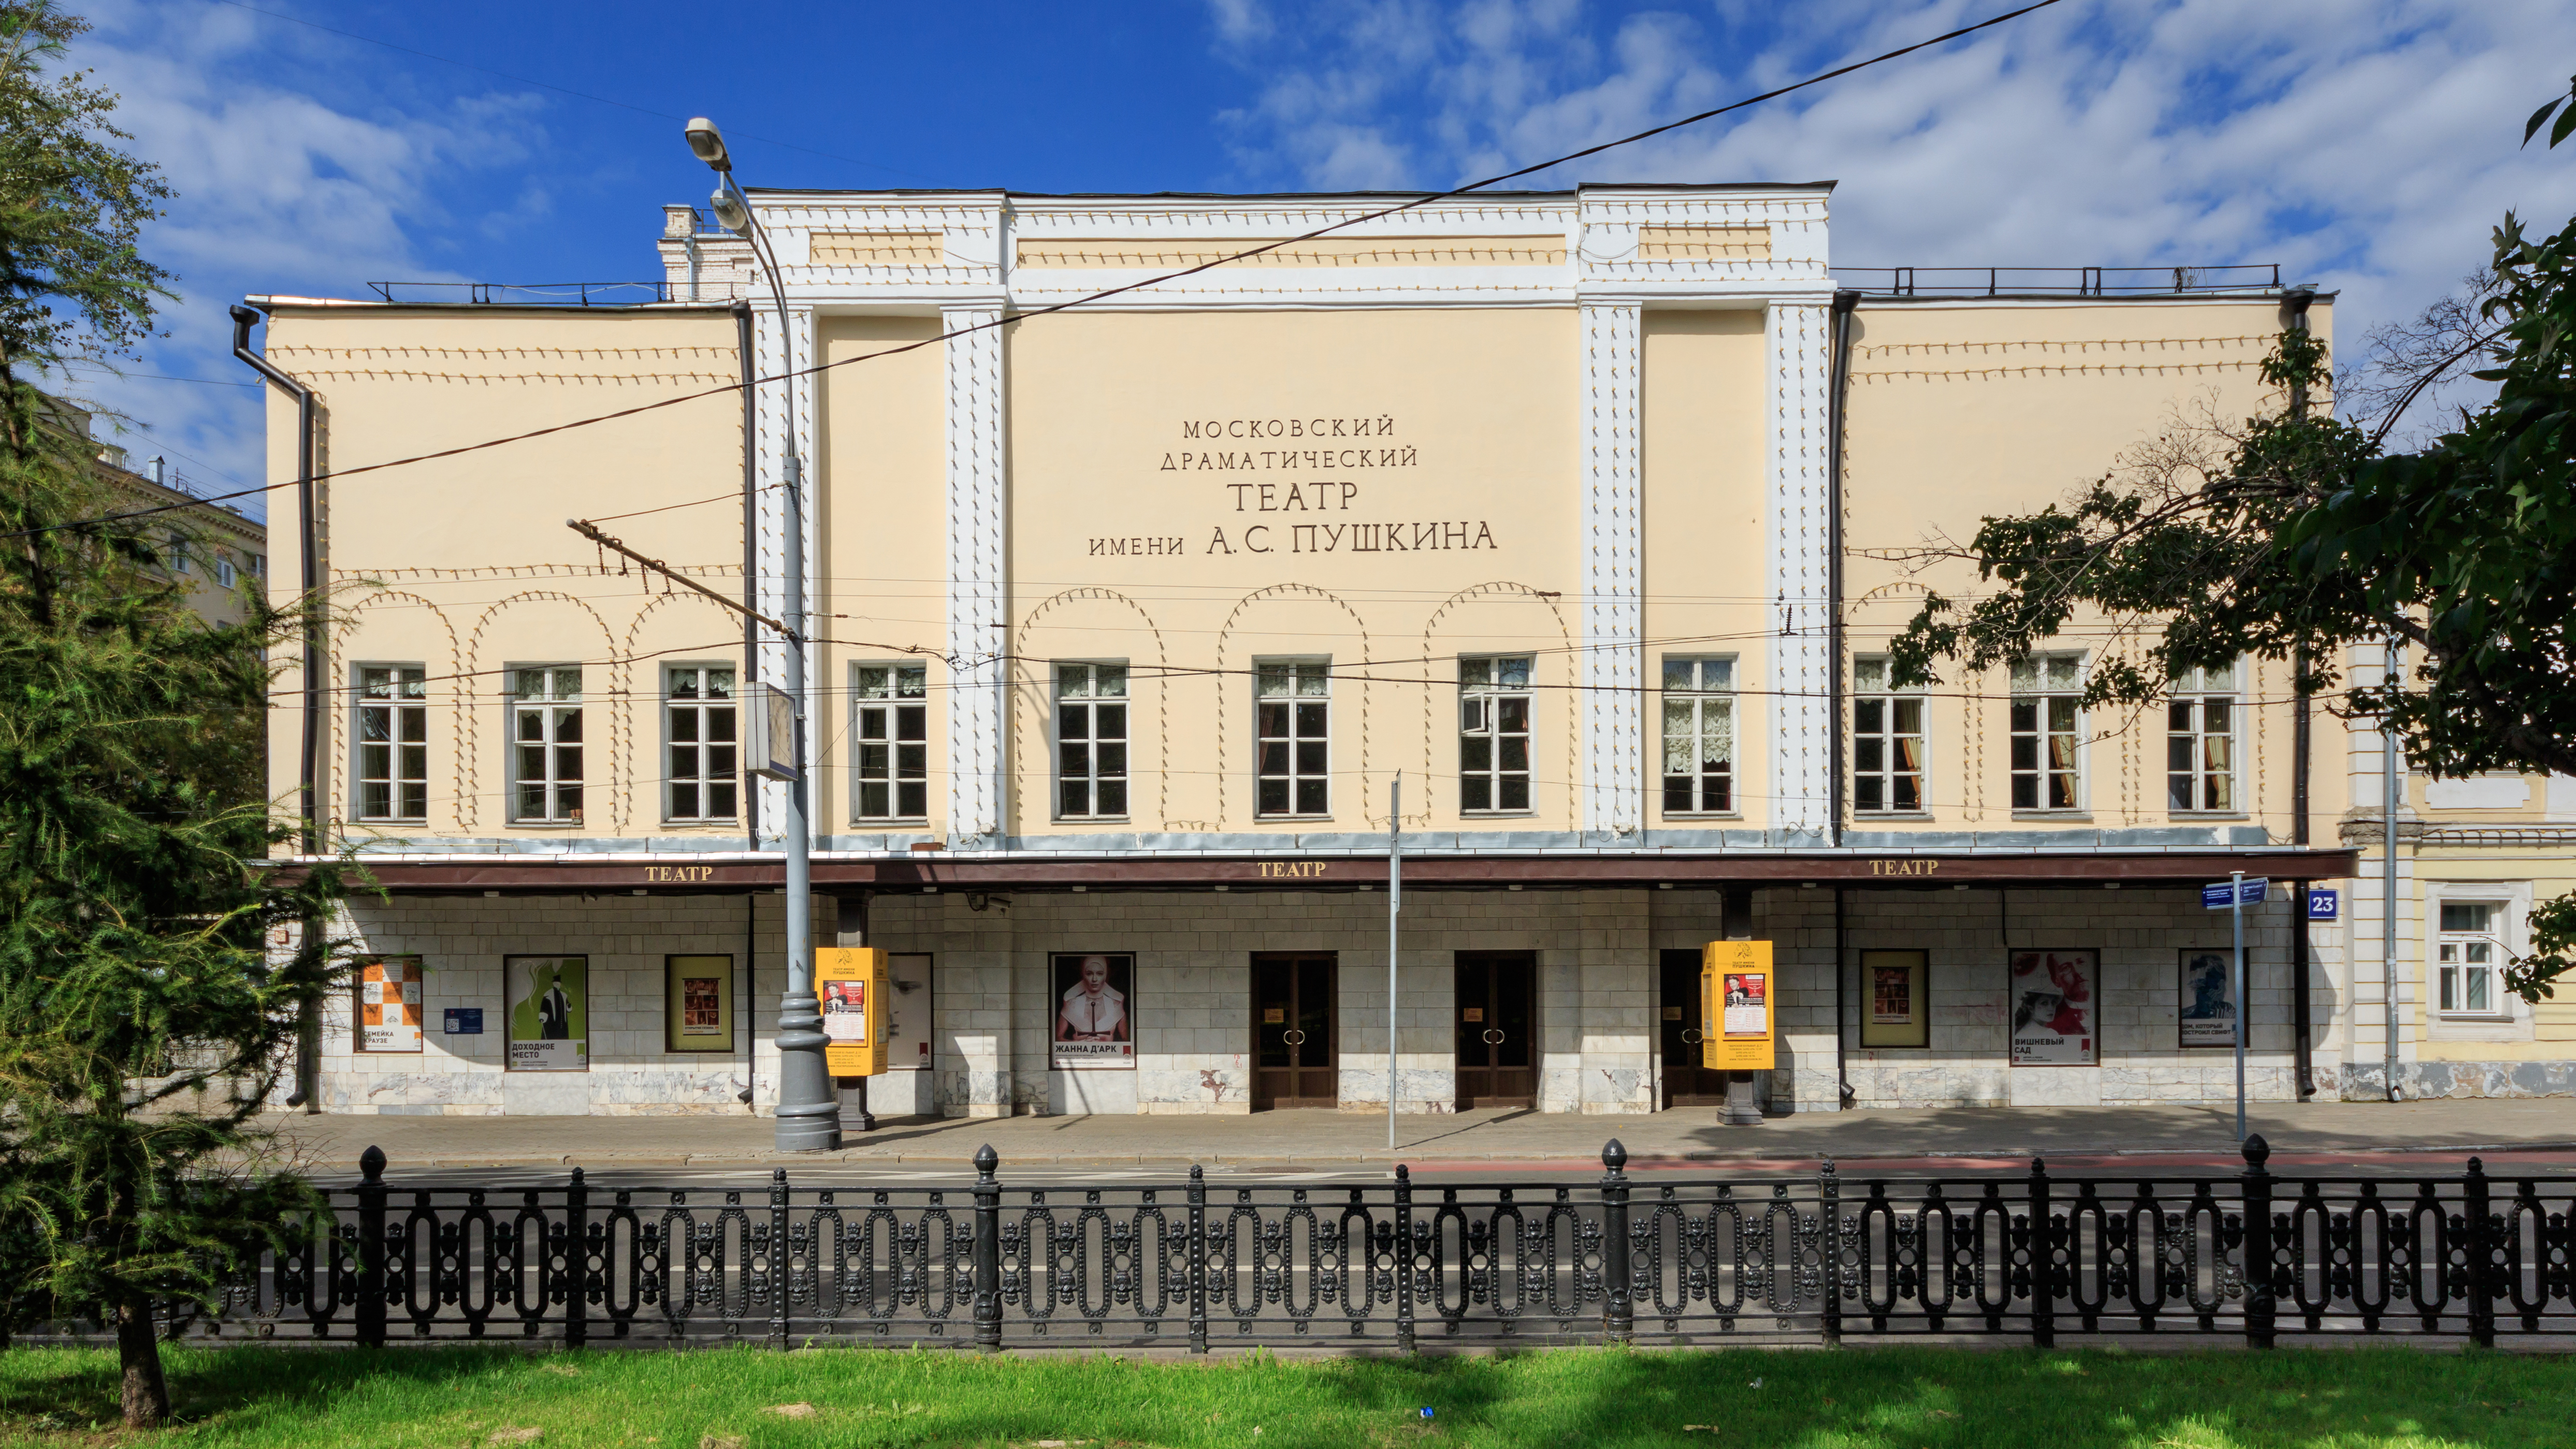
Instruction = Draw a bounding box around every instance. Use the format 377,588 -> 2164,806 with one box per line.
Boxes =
1839,300 -> 2351,845
260,305 -> 749,848
250,181 -> 2564,1121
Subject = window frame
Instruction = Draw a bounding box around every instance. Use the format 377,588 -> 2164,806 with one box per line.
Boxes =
353,662 -> 429,823
1053,661 -> 1131,821
1457,654 -> 1535,816
662,662 -> 740,824
850,661 -> 931,823
2008,653 -> 2086,814
508,665 -> 586,826
2165,662 -> 2241,815
1658,655 -> 1736,816
1254,658 -> 1333,819
2434,896 -> 2514,1020
1850,656 -> 1928,816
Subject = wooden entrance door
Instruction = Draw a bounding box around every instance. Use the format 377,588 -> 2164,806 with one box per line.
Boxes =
1454,951 -> 1537,1108
1252,952 -> 1338,1109
1659,948 -> 1731,1107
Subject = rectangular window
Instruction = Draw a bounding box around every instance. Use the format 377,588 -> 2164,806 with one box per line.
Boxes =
1659,657 -> 1734,814
216,555 -> 237,588
665,665 -> 737,822
1459,655 -> 1533,813
1256,660 -> 1330,817
511,666 -> 584,824
1056,662 -> 1129,819
852,663 -> 929,821
2437,902 -> 2505,1016
356,665 -> 428,822
1851,656 -> 1926,814
2166,662 -> 2238,812
2008,654 -> 2083,811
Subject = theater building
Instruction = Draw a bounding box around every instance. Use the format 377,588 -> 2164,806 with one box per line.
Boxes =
253,177 -> 2568,1123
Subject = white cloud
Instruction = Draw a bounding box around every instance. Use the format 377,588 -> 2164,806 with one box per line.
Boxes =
36,0 -> 551,514
1211,0 -> 2576,404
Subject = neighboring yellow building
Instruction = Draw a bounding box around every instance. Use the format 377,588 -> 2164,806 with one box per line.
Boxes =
242,183 -> 2481,1121
43,394 -> 267,630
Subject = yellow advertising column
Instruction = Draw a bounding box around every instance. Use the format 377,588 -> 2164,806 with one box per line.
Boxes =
1700,940 -> 1774,1125
815,947 -> 888,1131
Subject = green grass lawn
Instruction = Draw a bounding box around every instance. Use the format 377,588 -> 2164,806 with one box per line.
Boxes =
0,1343 -> 2568,1448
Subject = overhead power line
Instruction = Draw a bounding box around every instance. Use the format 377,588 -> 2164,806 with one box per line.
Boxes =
11,0 -> 2068,543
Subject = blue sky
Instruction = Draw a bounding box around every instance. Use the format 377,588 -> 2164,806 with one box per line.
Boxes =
43,0 -> 2576,516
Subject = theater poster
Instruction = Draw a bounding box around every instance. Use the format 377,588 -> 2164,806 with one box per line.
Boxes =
506,955 -> 588,1071
2178,949 -> 2239,1049
664,954 -> 734,1053
1051,952 -> 1135,1069
355,955 -> 424,1053
2007,949 -> 2097,1066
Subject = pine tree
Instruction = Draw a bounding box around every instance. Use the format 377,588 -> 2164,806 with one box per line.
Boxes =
0,2 -> 358,1426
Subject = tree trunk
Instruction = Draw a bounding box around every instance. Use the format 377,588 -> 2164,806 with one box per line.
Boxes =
113,1293 -> 169,1428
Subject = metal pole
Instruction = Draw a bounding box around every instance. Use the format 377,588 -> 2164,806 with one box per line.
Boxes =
731,179 -> 836,1153
2231,868 -> 2246,1142
1388,771 -> 1401,1153
2382,635 -> 2401,1102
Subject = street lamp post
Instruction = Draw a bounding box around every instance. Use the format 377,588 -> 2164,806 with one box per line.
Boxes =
687,118 -> 838,1153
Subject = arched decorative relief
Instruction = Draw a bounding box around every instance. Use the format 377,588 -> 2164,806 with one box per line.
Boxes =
329,588 -> 459,840
1015,587 -> 1171,830
1420,582 -> 1574,827
1214,583 -> 1372,828
465,591 -> 619,834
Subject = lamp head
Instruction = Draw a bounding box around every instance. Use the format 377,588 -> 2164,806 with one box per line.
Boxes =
684,117 -> 732,172
710,185 -> 751,234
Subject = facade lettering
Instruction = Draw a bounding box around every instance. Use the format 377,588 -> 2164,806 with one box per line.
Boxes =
643,865 -> 717,883
1088,536 -> 1188,557
1868,859 -> 1942,876
1256,861 -> 1329,878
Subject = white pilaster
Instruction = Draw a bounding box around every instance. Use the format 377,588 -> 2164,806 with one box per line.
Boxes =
944,305 -> 1008,845
1764,299 -> 1833,839
1580,300 -> 1643,835
749,303 -> 817,847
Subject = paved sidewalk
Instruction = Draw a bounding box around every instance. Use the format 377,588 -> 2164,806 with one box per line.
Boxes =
265,1096 -> 2576,1172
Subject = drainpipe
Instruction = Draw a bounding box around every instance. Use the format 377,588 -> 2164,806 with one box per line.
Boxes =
1832,885 -> 1851,1109
734,299 -> 760,855
2282,285 -> 2316,1098
2382,636 -> 2403,1101
231,302 -> 322,1112
1825,291 -> 1859,849
735,298 -> 760,1109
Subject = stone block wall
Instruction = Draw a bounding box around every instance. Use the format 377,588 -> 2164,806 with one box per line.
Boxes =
867,887 -> 1658,1118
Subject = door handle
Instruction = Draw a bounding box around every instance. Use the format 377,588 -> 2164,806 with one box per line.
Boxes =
1680,1028 -> 1702,1045
1281,1028 -> 1307,1046
1481,1027 -> 1506,1046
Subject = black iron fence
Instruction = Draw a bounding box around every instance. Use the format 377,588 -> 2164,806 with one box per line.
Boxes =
53,1136 -> 2576,1352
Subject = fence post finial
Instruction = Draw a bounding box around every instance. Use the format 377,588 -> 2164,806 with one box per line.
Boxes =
359,1145 -> 386,1184
2241,1134 -> 2271,1167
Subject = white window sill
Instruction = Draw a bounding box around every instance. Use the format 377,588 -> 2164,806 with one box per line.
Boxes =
1852,812 -> 1935,821
1462,812 -> 1540,820
1053,818 -> 1133,825
2168,812 -> 2250,821
852,819 -> 932,828
508,820 -> 588,830
1661,813 -> 1743,821
354,818 -> 429,828
2009,812 -> 2093,822
662,821 -> 742,829
1255,815 -> 1334,823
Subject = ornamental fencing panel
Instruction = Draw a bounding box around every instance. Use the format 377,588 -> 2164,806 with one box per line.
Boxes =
48,1135 -> 2576,1352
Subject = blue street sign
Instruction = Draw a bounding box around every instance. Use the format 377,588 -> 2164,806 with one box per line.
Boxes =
2202,878 -> 2268,909
2308,887 -> 2339,921
444,1008 -> 484,1035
